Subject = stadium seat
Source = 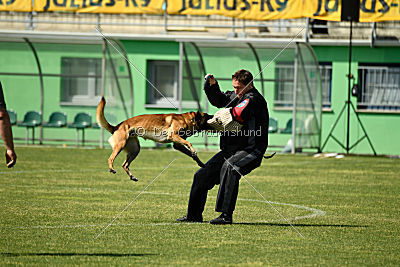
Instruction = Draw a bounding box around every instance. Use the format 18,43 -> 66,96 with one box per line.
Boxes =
280,118 -> 292,134
92,122 -> 100,129
280,118 -> 304,134
68,112 -> 92,146
7,110 -> 17,125
17,111 -> 42,144
268,117 -> 278,133
43,112 -> 67,128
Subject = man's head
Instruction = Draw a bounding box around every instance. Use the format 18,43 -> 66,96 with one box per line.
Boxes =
232,69 -> 254,98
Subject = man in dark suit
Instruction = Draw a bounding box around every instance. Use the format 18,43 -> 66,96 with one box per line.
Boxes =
177,69 -> 269,224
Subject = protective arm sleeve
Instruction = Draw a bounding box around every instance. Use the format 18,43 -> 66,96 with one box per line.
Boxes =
233,97 -> 258,152
231,97 -> 253,123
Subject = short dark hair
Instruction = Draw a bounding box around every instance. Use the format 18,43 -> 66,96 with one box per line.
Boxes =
232,69 -> 253,86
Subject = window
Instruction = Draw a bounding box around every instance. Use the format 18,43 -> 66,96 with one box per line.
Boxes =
60,57 -> 102,106
274,62 -> 294,108
358,64 -> 400,111
147,60 -> 179,107
320,63 -> 332,109
274,62 -> 332,108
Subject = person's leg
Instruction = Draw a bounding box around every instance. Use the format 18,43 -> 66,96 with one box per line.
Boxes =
212,150 -> 263,223
177,151 -> 225,222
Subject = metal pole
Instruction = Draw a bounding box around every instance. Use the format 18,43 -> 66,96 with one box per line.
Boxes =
105,43 -> 129,119
346,20 -> 353,154
305,18 -> 310,42
370,22 -> 376,48
247,43 -> 265,96
113,40 -> 134,116
24,38 -> 44,145
182,44 -> 202,111
28,0 -> 34,30
97,14 -> 101,30
163,0 -> 168,34
190,42 -> 208,148
229,18 -> 236,38
178,42 -> 183,113
76,129 -> 79,147
303,42 -> 323,152
291,43 -> 299,154
100,39 -> 106,148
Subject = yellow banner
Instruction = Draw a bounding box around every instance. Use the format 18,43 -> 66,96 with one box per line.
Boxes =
0,0 -> 31,12
2,0 -> 400,21
303,0 -> 341,21
360,0 -> 400,22
167,0 -> 304,20
34,0 -> 164,14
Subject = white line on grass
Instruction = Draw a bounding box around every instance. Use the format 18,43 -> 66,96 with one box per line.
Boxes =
2,194 -> 325,230
222,157 -> 305,238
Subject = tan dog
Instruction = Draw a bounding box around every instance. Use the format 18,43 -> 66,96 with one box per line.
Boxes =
96,97 -> 212,181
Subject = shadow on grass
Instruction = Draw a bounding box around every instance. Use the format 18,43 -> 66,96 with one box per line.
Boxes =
0,252 -> 156,257
234,222 -> 368,228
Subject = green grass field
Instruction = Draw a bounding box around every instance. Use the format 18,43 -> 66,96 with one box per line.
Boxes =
0,146 -> 399,265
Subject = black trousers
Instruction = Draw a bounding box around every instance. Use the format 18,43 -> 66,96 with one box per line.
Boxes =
186,149 -> 263,218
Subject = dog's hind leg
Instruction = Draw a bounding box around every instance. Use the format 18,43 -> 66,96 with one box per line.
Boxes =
108,136 -> 127,174
122,137 -> 141,181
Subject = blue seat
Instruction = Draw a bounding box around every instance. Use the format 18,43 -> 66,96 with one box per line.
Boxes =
68,113 -> 92,146
17,111 -> 42,144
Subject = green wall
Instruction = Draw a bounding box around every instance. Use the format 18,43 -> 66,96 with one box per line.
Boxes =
313,46 -> 400,155
1,39 -> 399,155
0,42 -> 105,146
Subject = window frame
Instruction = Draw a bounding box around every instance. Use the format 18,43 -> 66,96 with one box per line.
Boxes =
357,63 -> 400,112
146,60 -> 179,108
319,62 -> 332,109
273,61 -> 332,110
60,57 -> 103,106
274,62 -> 294,108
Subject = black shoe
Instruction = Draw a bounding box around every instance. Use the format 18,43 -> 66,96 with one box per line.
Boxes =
209,213 -> 232,225
176,215 -> 203,223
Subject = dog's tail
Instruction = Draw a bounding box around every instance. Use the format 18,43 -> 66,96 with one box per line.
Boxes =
96,96 -> 116,134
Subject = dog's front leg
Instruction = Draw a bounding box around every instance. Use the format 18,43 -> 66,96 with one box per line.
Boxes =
171,135 -> 205,168
173,143 -> 205,168
170,134 -> 196,155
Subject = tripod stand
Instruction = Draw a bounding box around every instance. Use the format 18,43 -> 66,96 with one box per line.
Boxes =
321,20 -> 377,155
